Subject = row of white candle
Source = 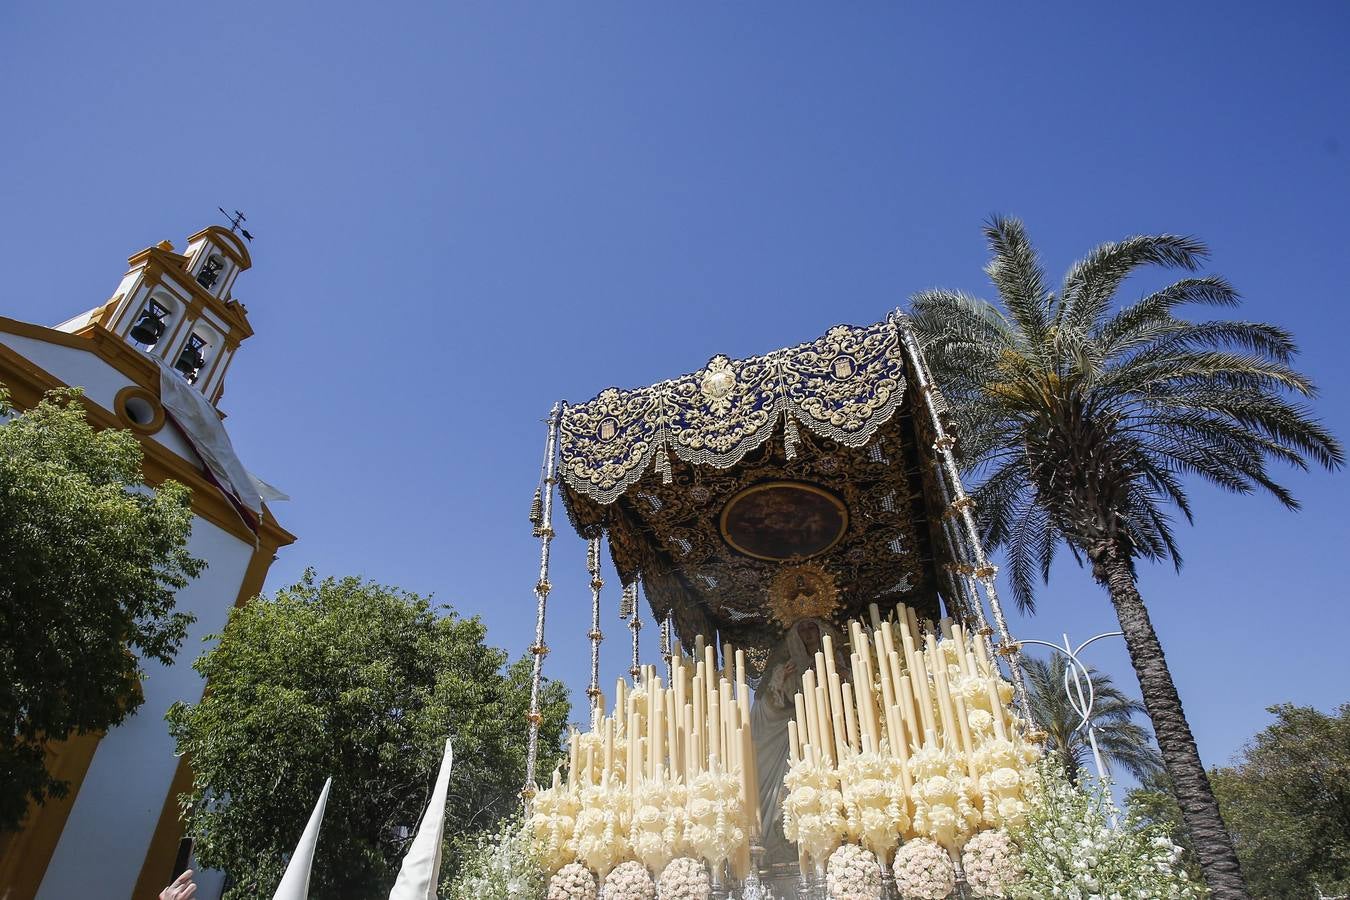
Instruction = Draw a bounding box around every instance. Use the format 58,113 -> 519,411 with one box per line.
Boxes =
787,602 -> 1016,784
561,634 -> 761,836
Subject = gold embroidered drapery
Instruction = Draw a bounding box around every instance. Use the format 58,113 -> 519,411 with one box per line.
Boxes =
555,316 -> 952,665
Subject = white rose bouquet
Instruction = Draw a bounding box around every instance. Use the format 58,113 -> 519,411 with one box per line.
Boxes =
892,838 -> 955,900
1010,762 -> 1204,899
826,843 -> 883,900
960,828 -> 1022,898
547,861 -> 598,900
657,857 -> 710,900
603,860 -> 656,900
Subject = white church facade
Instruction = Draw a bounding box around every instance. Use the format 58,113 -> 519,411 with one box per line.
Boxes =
0,224 -> 295,900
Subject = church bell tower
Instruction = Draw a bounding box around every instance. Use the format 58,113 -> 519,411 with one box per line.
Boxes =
0,219 -> 295,900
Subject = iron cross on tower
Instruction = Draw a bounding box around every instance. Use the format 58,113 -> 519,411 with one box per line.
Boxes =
217,207 -> 254,242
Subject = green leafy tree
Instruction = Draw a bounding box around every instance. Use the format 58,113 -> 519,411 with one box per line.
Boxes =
1211,703 -> 1350,899
1024,654 -> 1161,784
910,218 -> 1343,899
1127,771 -> 1204,882
167,572 -> 570,899
0,385 -> 203,831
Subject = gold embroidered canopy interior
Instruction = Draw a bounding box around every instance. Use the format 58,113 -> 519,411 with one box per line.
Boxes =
556,316 -> 958,667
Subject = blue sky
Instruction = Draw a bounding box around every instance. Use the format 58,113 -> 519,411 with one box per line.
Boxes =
3,2 -> 1347,779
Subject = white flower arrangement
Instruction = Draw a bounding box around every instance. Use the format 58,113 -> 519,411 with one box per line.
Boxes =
960,828 -> 1022,898
547,861 -> 598,900
573,778 -> 633,878
684,767 -> 746,869
826,843 -> 883,900
906,744 -> 981,850
1009,761 -> 1205,900
530,781 -> 582,873
630,780 -> 676,872
838,751 -> 909,861
782,754 -> 846,870
657,856 -> 710,900
892,838 -> 955,899
603,860 -> 656,900
444,815 -> 546,900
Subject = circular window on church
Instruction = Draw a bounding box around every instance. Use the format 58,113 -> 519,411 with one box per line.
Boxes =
719,481 -> 849,561
114,386 -> 165,434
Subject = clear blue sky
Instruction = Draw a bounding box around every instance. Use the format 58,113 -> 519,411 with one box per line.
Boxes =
3,2 -> 1347,780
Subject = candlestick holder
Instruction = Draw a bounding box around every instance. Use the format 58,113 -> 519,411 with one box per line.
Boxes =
880,861 -> 898,900
741,843 -> 770,900
796,869 -> 813,900
951,854 -> 972,900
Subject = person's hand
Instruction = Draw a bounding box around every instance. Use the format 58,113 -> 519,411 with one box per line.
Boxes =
160,869 -> 197,900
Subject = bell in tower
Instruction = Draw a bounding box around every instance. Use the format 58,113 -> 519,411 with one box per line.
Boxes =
128,300 -> 169,346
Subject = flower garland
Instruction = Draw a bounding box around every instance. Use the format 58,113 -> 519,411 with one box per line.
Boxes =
603,860 -> 656,900
547,861 -> 598,900
657,857 -> 711,900
960,828 -> 1021,898
892,838 -> 955,900
826,843 -> 883,900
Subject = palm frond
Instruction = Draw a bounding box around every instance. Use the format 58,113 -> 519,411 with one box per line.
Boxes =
908,219 -> 1342,614
1059,235 -> 1208,337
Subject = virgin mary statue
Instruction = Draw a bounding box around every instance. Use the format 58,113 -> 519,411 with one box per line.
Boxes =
749,617 -> 850,866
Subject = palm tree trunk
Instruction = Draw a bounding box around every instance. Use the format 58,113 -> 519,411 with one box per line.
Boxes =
1091,548 -> 1249,899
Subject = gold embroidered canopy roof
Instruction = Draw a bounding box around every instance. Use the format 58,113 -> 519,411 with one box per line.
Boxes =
557,315 -> 955,661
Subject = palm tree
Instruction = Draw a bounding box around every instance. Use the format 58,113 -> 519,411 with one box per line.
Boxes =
1024,654 -> 1161,784
909,217 -> 1343,900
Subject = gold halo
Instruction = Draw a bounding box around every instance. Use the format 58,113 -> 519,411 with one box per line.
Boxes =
767,563 -> 841,629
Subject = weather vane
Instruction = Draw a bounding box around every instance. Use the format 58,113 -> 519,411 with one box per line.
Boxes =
218,207 -> 254,242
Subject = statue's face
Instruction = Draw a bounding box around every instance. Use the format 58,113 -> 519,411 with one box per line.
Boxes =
796,620 -> 821,656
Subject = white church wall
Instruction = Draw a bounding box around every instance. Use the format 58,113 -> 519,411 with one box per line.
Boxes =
0,332 -> 134,412
35,515 -> 255,900
0,330 -> 217,468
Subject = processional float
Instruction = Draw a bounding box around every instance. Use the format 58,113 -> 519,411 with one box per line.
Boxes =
522,313 -> 1042,900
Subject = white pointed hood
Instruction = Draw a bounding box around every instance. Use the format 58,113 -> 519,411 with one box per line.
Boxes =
388,738 -> 454,900
272,777 -> 332,900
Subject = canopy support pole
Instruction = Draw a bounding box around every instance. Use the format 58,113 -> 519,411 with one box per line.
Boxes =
586,537 -> 604,729
891,312 -> 1032,718
523,401 -> 563,801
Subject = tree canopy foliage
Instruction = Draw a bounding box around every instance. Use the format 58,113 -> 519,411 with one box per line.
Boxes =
167,572 -> 570,899
0,386 -> 202,831
911,217 -> 1342,898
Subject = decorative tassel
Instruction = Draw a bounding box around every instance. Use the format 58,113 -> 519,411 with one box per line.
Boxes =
784,413 -> 801,459
529,487 -> 543,535
656,444 -> 673,484
619,582 -> 636,620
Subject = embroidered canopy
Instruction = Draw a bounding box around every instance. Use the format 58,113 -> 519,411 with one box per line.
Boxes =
556,315 -> 958,664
